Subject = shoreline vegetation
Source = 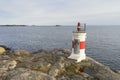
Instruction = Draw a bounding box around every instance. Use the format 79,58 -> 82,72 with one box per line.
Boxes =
0,45 -> 120,80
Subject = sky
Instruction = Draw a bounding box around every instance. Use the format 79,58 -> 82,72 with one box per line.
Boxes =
0,0 -> 120,25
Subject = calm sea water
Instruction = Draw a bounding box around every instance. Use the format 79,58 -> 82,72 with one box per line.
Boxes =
0,25 -> 120,70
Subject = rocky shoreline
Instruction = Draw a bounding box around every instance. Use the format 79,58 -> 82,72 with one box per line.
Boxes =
0,46 -> 120,80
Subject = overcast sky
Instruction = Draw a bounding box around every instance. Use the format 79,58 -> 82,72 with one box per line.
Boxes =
0,0 -> 120,25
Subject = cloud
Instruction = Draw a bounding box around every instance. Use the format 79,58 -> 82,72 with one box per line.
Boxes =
0,0 -> 120,25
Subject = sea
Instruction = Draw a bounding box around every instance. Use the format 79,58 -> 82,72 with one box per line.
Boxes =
0,25 -> 120,70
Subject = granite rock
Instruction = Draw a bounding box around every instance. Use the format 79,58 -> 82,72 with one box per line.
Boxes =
0,49 -> 120,80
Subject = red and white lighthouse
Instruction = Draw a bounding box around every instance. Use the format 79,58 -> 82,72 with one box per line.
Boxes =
68,22 -> 87,62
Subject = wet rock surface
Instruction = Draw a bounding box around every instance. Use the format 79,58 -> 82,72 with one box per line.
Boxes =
0,48 -> 120,80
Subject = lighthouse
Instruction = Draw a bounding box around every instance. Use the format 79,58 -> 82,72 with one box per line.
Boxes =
68,22 -> 87,62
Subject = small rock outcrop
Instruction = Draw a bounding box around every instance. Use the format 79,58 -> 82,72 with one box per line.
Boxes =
0,47 -> 6,54
0,49 -> 120,80
0,45 -> 10,55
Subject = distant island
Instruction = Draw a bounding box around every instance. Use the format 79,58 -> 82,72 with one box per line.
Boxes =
55,25 -> 61,27
0,25 -> 27,27
0,25 -> 63,27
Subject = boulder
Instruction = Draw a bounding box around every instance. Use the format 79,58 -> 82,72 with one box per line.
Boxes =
0,47 -> 6,55
9,50 -> 31,64
12,50 -> 30,56
0,45 -> 10,55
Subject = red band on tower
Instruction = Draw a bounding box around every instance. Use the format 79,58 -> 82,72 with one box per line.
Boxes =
80,41 -> 85,49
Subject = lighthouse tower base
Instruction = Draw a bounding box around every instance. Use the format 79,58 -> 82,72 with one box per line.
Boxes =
68,53 -> 86,62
